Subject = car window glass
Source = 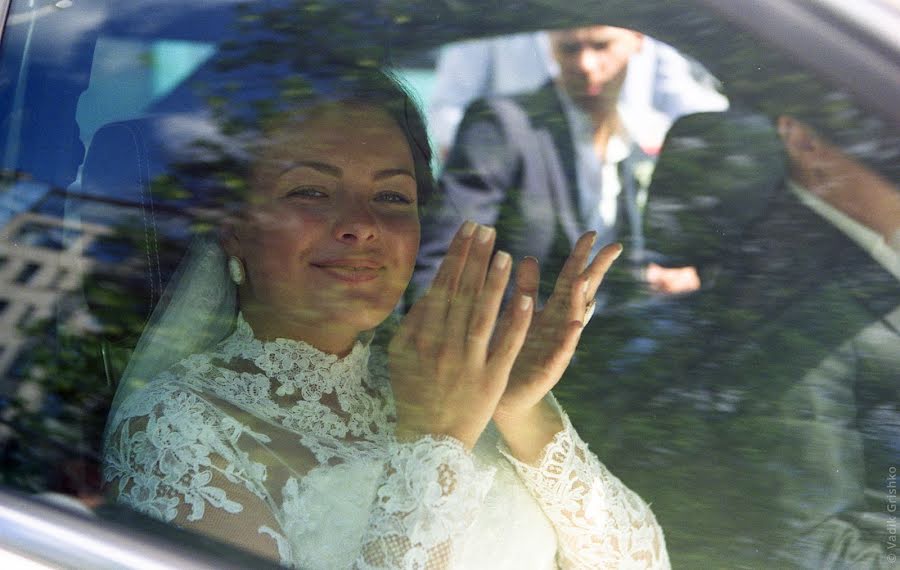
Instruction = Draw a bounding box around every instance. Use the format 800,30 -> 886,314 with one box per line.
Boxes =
0,0 -> 897,568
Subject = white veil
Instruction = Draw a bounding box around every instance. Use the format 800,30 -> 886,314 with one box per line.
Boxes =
106,234 -> 237,425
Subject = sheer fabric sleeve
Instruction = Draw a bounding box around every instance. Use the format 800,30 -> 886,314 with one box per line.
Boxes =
499,408 -> 670,569
355,435 -> 495,570
102,386 -> 292,564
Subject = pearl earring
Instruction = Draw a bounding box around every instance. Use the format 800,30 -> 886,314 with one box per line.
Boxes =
228,256 -> 245,285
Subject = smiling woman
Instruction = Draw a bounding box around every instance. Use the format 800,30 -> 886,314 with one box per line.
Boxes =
222,103 -> 421,354
99,67 -> 669,569
1,0 -> 899,567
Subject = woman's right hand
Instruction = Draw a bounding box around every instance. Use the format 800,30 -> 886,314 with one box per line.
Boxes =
389,221 -> 534,449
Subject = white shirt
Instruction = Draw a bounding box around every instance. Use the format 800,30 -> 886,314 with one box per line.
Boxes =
555,85 -> 645,256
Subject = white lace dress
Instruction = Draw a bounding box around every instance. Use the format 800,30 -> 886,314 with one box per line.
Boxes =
103,315 -> 670,569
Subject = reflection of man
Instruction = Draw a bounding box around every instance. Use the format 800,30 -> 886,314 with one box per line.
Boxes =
416,25 -> 698,300
427,32 -> 729,158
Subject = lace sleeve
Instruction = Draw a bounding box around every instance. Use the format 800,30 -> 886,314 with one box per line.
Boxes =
102,386 -> 292,563
355,435 -> 495,570
499,411 -> 671,569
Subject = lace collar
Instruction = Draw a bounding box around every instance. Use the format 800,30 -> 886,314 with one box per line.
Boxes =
218,313 -> 374,402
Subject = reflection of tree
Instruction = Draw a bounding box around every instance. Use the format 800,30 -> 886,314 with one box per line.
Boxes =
0,0 -> 438,501
0,213 -> 185,494
0,0 -> 368,494
1,319 -> 116,494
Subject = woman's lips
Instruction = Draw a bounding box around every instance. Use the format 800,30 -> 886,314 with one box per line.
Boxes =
312,260 -> 382,283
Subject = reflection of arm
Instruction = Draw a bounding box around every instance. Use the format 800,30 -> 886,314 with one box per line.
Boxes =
356,436 -> 495,569
500,406 -> 671,569
415,102 -> 519,295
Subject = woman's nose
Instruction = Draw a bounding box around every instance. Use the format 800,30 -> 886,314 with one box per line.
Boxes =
333,199 -> 378,243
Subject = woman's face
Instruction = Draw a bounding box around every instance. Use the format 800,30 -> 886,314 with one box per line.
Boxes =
226,103 -> 420,339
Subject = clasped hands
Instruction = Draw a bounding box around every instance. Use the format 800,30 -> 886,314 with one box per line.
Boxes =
389,221 -> 621,454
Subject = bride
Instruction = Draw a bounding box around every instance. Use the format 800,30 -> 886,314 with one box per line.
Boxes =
102,70 -> 670,569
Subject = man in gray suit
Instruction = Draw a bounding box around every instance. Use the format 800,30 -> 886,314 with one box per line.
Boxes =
415,25 -> 700,301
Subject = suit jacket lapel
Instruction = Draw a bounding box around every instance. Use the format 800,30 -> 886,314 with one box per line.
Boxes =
522,84 -> 578,198
519,84 -> 582,240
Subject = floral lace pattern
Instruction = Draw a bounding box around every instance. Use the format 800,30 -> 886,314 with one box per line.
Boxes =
500,412 -> 670,569
103,314 -> 669,569
104,384 -> 272,522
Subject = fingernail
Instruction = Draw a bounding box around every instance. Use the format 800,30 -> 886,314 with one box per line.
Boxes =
519,295 -> 533,311
477,225 -> 494,243
613,243 -> 624,258
460,220 -> 476,238
582,280 -> 589,295
494,250 -> 511,269
589,231 -> 598,247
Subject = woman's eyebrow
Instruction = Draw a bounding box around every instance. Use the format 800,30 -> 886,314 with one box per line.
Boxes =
374,168 -> 415,181
278,160 -> 342,177
277,162 -> 412,181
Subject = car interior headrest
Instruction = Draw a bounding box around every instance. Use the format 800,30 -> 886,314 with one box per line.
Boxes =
76,114 -> 231,342
80,114 -> 227,202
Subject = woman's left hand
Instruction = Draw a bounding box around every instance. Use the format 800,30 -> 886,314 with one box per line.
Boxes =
493,232 -> 622,423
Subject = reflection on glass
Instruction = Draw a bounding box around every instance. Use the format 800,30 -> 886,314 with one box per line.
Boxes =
93,40 -> 670,563
0,0 -> 896,568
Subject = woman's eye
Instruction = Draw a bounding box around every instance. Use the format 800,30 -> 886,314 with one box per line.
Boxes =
284,187 -> 328,199
375,191 -> 414,205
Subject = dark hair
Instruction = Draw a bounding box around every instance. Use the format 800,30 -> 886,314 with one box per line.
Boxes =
350,69 -> 434,210
293,69 -> 435,210
170,64 -> 434,222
